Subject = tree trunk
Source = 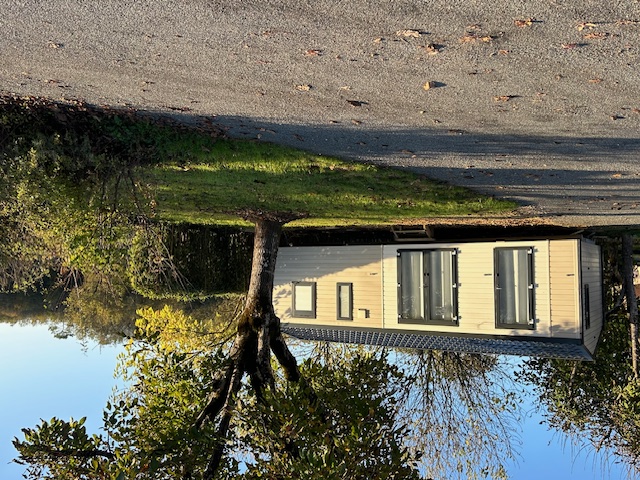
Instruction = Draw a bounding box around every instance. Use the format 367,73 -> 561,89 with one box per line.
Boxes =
196,214 -> 303,478
622,235 -> 638,378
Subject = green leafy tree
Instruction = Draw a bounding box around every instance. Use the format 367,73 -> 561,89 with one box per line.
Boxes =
522,315 -> 640,474
13,313 -> 421,479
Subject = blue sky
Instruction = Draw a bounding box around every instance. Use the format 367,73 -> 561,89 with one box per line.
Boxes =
0,323 -> 123,479
0,323 -> 631,480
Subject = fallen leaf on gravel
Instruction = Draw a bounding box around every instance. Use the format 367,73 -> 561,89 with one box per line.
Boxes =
419,43 -> 443,54
493,95 -> 516,102
577,22 -> 597,31
396,29 -> 423,37
460,33 -> 494,43
514,18 -> 534,27
423,81 -> 438,90
295,84 -> 311,91
347,100 -> 367,107
632,108 -> 640,114
48,41 -> 63,49
498,49 -> 510,55
340,86 -> 352,90
561,43 -> 579,49
373,37 -> 384,43
612,173 -> 623,178
304,49 -> 322,56
588,78 -> 603,83
584,32 -> 610,39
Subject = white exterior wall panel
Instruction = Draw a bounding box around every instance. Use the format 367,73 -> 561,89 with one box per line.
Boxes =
548,240 -> 581,339
581,239 -> 604,354
273,246 -> 384,329
382,241 -> 555,337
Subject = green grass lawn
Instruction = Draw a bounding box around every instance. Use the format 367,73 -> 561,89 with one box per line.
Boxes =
146,139 -> 516,227
0,94 -> 516,228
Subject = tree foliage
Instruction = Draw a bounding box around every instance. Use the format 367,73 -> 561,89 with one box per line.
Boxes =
396,350 -> 519,480
13,310 -> 422,479
522,315 -> 640,474
521,237 -> 640,475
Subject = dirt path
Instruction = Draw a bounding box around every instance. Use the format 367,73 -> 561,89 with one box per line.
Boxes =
2,0 -> 639,227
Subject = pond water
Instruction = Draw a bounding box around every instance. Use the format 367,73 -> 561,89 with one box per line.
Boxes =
0,320 -> 629,480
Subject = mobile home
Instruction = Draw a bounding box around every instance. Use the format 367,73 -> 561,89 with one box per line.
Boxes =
273,237 -> 603,360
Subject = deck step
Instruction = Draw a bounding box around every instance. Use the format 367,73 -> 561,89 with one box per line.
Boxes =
392,225 -> 435,242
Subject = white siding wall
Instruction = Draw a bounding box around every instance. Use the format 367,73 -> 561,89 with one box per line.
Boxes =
581,239 -> 604,354
549,240 -> 581,339
273,246 -> 384,329
382,240 -> 579,339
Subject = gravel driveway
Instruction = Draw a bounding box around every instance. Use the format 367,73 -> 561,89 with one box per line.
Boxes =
2,0 -> 639,227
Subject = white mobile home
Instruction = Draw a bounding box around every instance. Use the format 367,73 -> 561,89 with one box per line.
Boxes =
273,237 -> 603,360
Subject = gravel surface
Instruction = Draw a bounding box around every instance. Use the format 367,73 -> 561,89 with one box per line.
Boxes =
2,0 -> 639,227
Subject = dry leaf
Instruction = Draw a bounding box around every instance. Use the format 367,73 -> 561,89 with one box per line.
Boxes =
562,43 -> 578,49
612,173 -> 623,178
419,43 -> 443,54
588,78 -> 603,84
295,84 -> 311,91
494,95 -> 515,102
577,22 -> 597,31
396,29 -> 422,37
460,33 -> 494,43
584,32 -> 611,39
514,18 -> 534,27
304,49 -> 322,56
498,49 -> 510,55
373,37 -> 384,43
423,81 -> 438,90
632,108 -> 640,114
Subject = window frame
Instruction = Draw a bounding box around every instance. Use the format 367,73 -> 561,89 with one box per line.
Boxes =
397,248 -> 459,326
583,284 -> 591,330
292,281 -> 317,318
494,247 -> 536,330
336,282 -> 353,320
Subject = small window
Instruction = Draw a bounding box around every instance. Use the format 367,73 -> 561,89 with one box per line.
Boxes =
292,282 -> 316,318
397,249 -> 459,325
337,283 -> 353,320
494,248 -> 535,329
583,284 -> 591,330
